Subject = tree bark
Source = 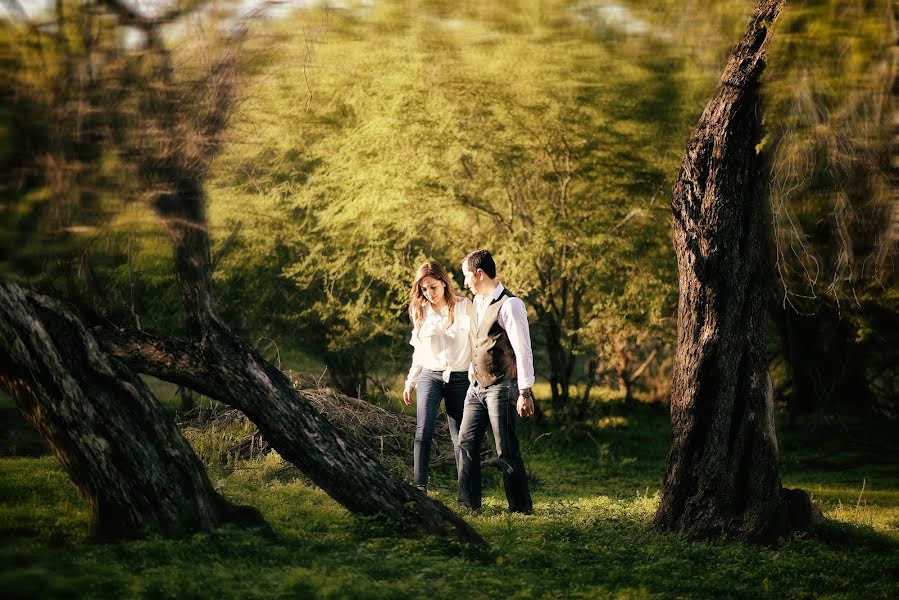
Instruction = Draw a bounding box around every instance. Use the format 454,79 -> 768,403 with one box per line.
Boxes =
0,282 -> 268,539
654,0 -> 818,543
98,324 -> 484,545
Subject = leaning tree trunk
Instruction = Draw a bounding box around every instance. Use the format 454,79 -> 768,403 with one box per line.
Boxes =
653,0 -> 818,543
100,324 -> 483,545
0,283 -> 268,539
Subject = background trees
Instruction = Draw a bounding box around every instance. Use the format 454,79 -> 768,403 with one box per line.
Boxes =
7,0 -> 891,419
763,0 -> 898,418
207,0 -> 692,411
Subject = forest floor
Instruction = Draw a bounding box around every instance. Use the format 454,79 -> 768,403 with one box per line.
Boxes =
1,391 -> 897,599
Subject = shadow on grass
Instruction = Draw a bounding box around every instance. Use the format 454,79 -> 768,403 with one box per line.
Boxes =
808,518 -> 899,554
2,455 -> 898,599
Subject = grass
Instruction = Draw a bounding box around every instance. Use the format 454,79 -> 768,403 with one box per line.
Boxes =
1,401 -> 897,599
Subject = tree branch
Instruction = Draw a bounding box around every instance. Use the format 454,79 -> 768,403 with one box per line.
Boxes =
627,347 -> 657,385
96,0 -> 209,30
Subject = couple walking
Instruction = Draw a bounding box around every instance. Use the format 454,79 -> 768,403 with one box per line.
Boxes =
402,250 -> 534,514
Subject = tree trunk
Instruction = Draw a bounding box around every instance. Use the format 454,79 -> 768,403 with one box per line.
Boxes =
614,343 -> 635,407
98,324 -> 484,545
0,282 -> 268,539
542,316 -> 571,415
618,373 -> 634,406
654,0 -> 818,543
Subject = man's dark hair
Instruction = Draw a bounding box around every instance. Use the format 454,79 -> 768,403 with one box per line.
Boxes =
463,250 -> 496,279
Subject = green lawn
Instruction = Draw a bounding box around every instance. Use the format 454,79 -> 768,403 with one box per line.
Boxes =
1,403 -> 897,599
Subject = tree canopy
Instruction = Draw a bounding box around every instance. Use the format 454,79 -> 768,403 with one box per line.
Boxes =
2,0 -> 895,414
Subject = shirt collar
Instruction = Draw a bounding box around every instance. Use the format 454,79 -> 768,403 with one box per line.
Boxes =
477,282 -> 505,304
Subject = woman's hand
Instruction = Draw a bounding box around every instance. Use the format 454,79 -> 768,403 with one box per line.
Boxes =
402,387 -> 414,406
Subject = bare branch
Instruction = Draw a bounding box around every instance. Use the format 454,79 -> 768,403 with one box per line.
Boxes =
627,347 -> 658,384
455,191 -> 514,236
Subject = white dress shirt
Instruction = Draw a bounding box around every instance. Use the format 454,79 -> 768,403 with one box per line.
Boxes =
473,283 -> 536,389
404,297 -> 474,389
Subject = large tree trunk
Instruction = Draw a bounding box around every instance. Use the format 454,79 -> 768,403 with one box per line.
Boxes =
654,0 -> 817,543
0,283 -> 268,539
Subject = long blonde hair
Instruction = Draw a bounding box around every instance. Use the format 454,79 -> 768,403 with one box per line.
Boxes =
408,261 -> 459,331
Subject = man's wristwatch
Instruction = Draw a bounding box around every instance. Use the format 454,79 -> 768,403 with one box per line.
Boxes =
520,389 -> 533,399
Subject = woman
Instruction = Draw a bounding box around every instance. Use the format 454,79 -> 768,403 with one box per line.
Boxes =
402,260 -> 473,494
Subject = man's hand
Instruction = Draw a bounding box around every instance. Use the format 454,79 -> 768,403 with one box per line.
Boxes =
402,387 -> 414,406
517,393 -> 534,418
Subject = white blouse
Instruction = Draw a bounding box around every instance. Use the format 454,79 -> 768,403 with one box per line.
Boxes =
404,296 -> 474,389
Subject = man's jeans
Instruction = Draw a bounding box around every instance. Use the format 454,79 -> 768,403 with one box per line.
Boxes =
456,379 -> 533,513
414,369 -> 467,488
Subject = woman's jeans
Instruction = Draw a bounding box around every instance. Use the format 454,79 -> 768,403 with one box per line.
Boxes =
414,369 -> 468,488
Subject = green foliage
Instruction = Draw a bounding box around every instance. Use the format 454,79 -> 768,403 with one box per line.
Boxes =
2,407 -> 898,599
2,0 -> 895,412
209,0 -> 714,402
0,5 -> 231,336
0,18 -> 127,284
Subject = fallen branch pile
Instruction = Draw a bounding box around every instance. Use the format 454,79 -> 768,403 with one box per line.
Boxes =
178,372 -> 456,471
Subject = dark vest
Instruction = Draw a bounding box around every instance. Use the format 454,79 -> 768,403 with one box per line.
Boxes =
472,289 -> 518,387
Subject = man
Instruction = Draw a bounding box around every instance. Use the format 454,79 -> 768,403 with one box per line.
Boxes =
457,249 -> 534,514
